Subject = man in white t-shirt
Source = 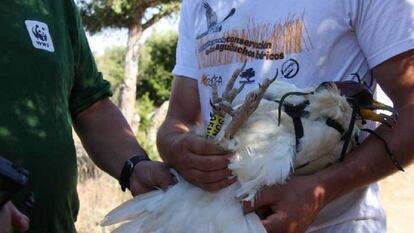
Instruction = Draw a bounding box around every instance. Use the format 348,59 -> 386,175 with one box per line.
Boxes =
157,0 -> 414,232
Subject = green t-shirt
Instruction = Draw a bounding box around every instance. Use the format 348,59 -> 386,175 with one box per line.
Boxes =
0,0 -> 112,232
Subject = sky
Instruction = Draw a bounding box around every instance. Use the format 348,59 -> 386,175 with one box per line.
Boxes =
86,18 -> 179,56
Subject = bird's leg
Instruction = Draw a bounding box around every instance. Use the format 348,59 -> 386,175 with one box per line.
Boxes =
211,80 -> 221,105
222,60 -> 247,103
207,62 -> 247,139
210,82 -> 234,117
224,76 -> 277,140
210,60 -> 247,117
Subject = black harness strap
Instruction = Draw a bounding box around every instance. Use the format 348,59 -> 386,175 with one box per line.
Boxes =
277,92 -> 314,126
326,118 -> 345,135
355,134 -> 361,146
339,107 -> 357,161
283,101 -> 310,152
292,117 -> 304,148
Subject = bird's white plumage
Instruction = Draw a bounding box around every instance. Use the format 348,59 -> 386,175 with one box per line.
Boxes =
101,81 -> 360,233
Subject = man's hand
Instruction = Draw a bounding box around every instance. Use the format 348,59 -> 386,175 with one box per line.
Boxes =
157,76 -> 236,192
243,175 -> 326,233
0,202 -> 29,233
129,161 -> 175,196
167,133 -> 236,192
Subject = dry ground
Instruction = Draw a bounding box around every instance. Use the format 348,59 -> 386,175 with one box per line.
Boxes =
76,174 -> 130,233
75,165 -> 414,233
379,164 -> 414,233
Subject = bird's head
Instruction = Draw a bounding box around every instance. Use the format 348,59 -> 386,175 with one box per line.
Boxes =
316,81 -> 398,127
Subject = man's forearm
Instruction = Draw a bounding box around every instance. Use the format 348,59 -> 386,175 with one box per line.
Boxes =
157,76 -> 202,165
73,99 -> 146,179
156,117 -> 191,165
316,102 -> 414,206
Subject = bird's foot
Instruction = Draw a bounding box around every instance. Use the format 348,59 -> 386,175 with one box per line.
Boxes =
210,60 -> 247,117
224,75 -> 277,139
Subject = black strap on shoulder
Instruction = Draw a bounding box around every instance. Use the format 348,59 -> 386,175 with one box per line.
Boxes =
283,101 -> 310,152
278,92 -> 313,126
339,107 -> 357,161
292,117 -> 304,148
326,118 -> 345,135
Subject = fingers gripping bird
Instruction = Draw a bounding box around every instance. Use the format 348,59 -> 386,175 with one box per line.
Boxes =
101,63 -> 401,233
196,1 -> 236,40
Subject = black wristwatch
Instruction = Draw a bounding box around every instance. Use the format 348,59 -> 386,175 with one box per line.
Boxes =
119,154 -> 150,192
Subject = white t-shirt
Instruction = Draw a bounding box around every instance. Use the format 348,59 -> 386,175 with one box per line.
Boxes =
173,0 -> 414,231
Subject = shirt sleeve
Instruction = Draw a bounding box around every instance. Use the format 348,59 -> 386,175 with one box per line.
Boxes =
172,0 -> 200,80
67,0 -> 112,116
350,0 -> 414,68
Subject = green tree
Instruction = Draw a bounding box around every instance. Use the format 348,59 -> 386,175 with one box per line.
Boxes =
95,47 -> 125,101
94,31 -> 177,131
78,0 -> 180,125
138,31 -> 178,106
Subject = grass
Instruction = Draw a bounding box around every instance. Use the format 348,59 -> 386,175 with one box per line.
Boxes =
76,171 -> 130,233
74,130 -> 162,232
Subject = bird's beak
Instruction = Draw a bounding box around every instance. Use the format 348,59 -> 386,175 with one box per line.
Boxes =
360,100 -> 398,127
370,100 -> 397,114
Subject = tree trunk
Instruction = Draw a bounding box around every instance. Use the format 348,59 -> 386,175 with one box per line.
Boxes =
119,23 -> 143,129
147,101 -> 169,145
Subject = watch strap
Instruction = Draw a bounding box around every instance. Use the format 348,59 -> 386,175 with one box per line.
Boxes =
119,154 -> 150,192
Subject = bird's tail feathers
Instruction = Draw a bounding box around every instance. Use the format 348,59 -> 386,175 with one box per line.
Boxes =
111,214 -> 148,233
100,190 -> 164,226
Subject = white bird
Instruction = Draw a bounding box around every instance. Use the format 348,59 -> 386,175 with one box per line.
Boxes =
101,63 -> 399,233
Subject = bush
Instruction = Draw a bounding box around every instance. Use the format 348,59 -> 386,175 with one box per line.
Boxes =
138,31 -> 178,106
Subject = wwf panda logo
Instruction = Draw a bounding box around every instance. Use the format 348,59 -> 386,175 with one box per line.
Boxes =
31,25 -> 48,42
25,20 -> 55,52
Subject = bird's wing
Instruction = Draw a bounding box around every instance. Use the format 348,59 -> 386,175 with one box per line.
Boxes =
221,8 -> 236,23
101,180 -> 260,233
100,190 -> 164,226
203,1 -> 218,28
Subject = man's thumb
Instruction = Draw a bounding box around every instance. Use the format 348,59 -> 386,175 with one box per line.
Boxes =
152,163 -> 175,190
10,203 -> 29,232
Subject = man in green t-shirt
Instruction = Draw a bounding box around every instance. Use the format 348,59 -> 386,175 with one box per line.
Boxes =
0,1 -> 174,232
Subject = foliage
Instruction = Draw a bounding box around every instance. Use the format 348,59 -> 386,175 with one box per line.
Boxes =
78,0 -> 181,34
136,130 -> 160,161
137,93 -> 155,131
94,31 -> 178,106
138,31 -> 178,106
135,93 -> 160,160
94,31 -> 177,133
95,47 -> 126,102
78,0 -> 180,125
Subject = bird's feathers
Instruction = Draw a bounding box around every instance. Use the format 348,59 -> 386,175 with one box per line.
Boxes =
102,80 -> 362,233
